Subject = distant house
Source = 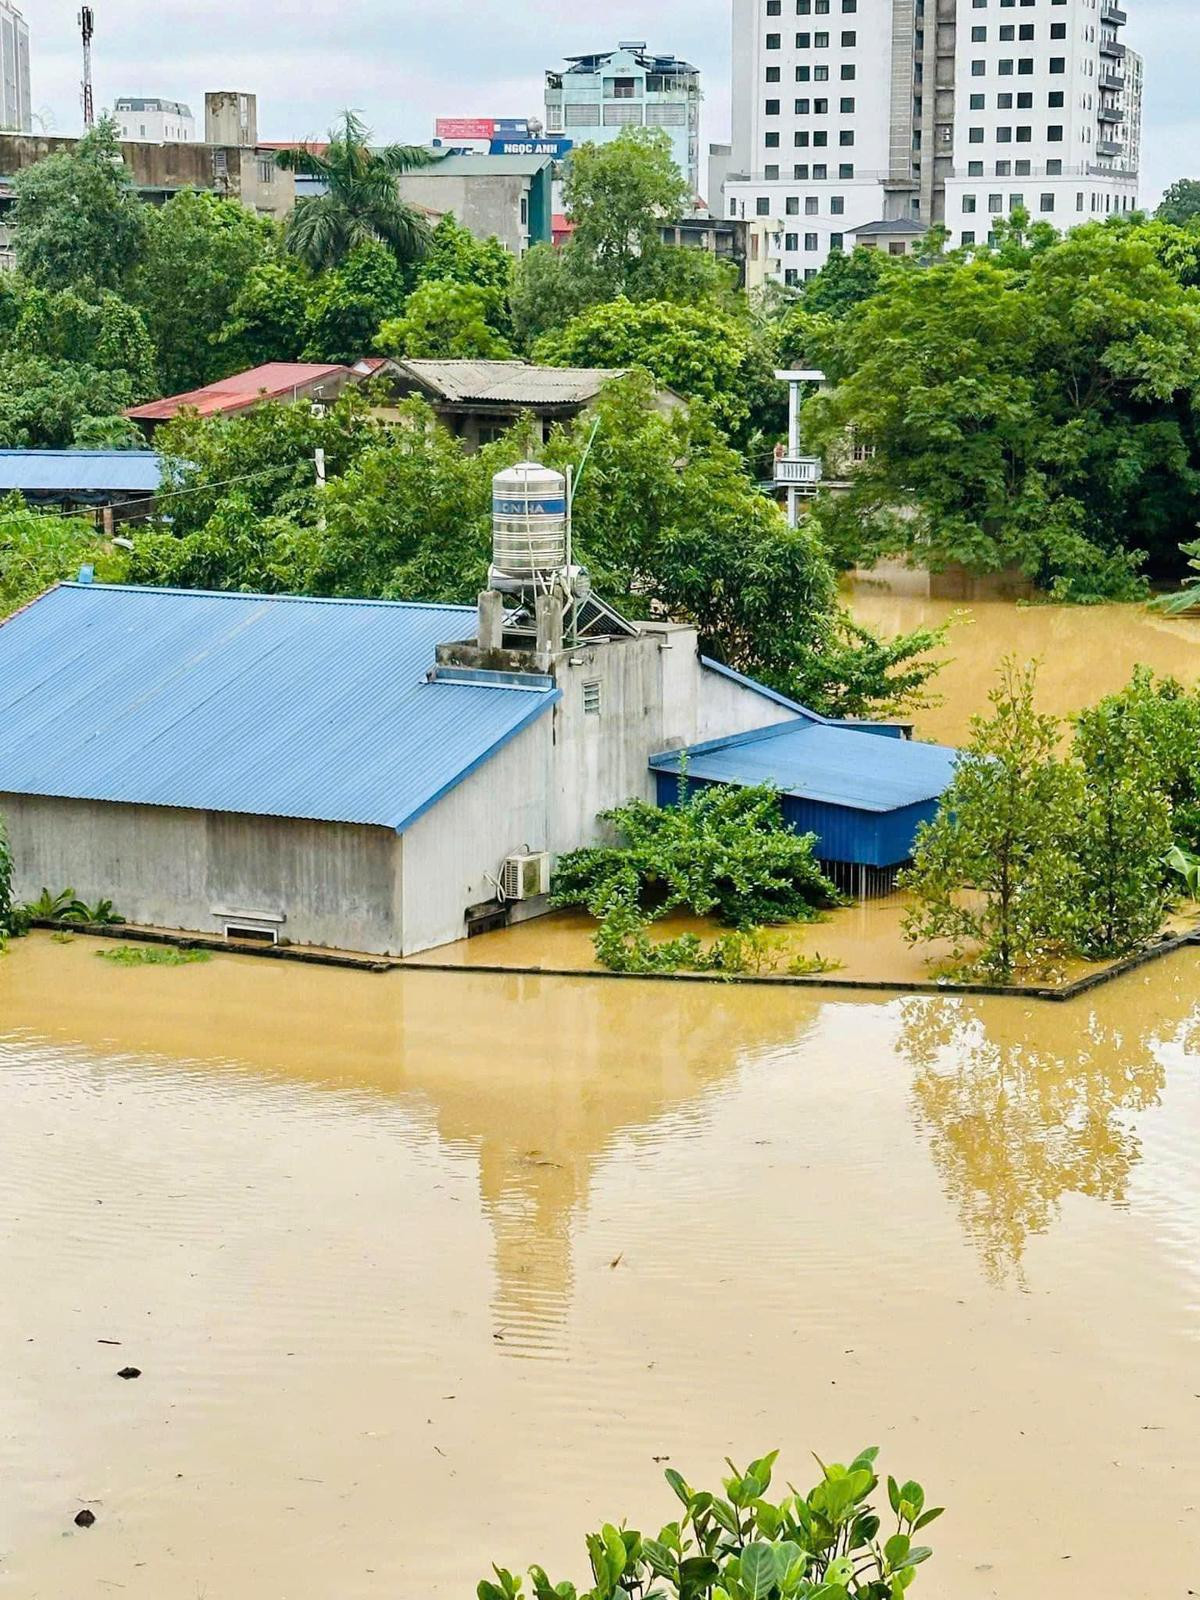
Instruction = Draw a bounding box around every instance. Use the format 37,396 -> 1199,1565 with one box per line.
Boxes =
0,449 -> 161,519
382,359 -> 682,450
392,152 -> 554,255
125,360 -> 390,435
847,219 -> 929,257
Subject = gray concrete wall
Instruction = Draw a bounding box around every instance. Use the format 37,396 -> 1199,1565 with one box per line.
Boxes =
394,171 -> 528,254
400,717 -> 553,955
1,795 -> 404,956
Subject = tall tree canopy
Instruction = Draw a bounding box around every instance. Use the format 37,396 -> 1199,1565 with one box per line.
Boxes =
802,221 -> 1200,589
10,119 -> 147,294
1156,179 -> 1200,229
134,189 -> 275,394
275,110 -> 438,271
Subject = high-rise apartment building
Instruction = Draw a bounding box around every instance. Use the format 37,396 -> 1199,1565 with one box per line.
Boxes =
725,0 -> 1141,282
545,43 -> 702,195
0,0 -> 31,134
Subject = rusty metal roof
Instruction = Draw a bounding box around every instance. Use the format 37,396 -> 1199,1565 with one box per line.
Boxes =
391,359 -> 626,408
126,363 -> 353,424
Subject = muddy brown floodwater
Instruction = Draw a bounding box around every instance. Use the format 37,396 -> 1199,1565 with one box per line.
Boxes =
846,587 -> 1200,745
1,931 -> 1198,1599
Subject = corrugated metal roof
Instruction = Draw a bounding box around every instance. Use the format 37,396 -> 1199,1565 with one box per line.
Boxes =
126,363 -> 350,423
394,359 -> 624,406
0,449 -> 162,494
651,721 -> 959,814
0,585 -> 558,833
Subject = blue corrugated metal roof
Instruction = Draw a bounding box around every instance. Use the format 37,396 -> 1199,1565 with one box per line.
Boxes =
0,450 -> 162,494
651,720 -> 959,814
0,584 -> 559,832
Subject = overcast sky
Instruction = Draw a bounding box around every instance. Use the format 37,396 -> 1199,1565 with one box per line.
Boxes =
27,0 -> 1194,205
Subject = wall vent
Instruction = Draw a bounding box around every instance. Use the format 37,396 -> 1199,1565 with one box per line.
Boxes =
583,679 -> 603,716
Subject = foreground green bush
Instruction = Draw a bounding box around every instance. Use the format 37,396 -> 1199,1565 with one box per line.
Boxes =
479,1449 -> 941,1600
552,783 -> 839,974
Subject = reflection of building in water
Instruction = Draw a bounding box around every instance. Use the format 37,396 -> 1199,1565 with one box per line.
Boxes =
3,948 -> 823,1355
899,986 -> 1199,1282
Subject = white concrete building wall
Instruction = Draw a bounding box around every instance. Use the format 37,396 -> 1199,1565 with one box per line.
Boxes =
724,0 -> 1141,278
400,633 -> 803,956
113,98 -> 196,143
943,0 -> 1138,246
725,0 -> 904,283
0,1 -> 30,134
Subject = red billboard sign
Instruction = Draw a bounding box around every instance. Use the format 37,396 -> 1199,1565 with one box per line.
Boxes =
435,118 -> 496,140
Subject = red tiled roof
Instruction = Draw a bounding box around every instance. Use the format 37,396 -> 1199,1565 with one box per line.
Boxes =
126,363 -> 351,423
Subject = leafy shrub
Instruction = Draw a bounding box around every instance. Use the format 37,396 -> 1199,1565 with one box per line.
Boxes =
553,782 -> 840,973
96,945 -> 210,967
1085,668 -> 1200,851
0,813 -> 18,944
478,1449 -> 941,1600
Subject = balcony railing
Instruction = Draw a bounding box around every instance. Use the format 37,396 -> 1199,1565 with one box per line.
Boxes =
1099,36 -> 1126,58
1095,138 -> 1125,158
1097,105 -> 1122,124
1098,68 -> 1125,90
775,455 -> 823,490
1100,2 -> 1127,22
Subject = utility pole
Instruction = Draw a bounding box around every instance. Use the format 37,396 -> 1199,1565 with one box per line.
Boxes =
79,7 -> 95,131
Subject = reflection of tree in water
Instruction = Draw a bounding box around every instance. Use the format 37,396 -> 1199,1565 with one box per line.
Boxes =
899,996 -> 1199,1282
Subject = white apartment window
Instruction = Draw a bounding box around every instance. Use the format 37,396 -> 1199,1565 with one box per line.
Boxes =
804,231 -> 818,249
1040,192 -> 1055,212
830,194 -> 844,213
786,195 -> 800,213
963,194 -> 977,212
830,231 -> 844,248
785,231 -> 799,250
805,195 -> 818,213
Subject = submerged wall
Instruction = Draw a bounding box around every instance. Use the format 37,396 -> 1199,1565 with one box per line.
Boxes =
1,795 -> 403,956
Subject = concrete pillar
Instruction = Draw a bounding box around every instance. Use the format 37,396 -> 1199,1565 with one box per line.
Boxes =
477,590 -> 504,651
535,594 -> 564,655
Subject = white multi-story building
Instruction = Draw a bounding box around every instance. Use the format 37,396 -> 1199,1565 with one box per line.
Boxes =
725,0 -> 1141,282
545,43 -> 702,195
0,0 -> 31,133
113,97 -> 196,143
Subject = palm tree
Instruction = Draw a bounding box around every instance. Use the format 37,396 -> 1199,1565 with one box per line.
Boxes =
275,110 -> 439,272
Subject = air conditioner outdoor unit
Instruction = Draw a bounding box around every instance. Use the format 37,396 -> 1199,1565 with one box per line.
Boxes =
501,850 -> 552,902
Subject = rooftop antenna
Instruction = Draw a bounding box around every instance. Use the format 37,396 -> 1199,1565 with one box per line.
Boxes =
79,7 -> 95,131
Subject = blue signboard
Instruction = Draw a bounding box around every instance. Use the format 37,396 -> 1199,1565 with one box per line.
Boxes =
488,138 -> 573,158
493,118 -> 531,136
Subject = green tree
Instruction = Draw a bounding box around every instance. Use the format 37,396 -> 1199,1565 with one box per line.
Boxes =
11,284 -> 156,401
220,257 -> 313,369
0,355 -> 135,449
804,225 -> 1200,587
509,241 -> 600,348
301,240 -> 410,363
534,297 -> 757,440
1156,179 -> 1200,229
417,213 -> 514,299
135,189 -> 275,393
0,494 -> 129,620
1071,697 -> 1172,959
562,127 -> 691,289
902,660 -> 1081,981
799,245 -> 896,320
379,280 -> 514,359
275,110 -> 437,271
1080,667 -> 1200,850
11,119 -> 147,293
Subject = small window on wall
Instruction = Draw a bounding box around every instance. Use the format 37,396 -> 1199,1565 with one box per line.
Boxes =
583,681 -> 603,716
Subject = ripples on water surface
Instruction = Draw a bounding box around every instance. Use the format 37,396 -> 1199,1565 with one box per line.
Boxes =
1,936 -> 1198,1598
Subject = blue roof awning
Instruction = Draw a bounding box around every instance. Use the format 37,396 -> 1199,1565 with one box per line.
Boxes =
0,449 -> 162,495
0,585 -> 559,832
651,720 -> 959,814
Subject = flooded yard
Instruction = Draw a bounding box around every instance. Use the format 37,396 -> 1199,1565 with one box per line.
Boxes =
846,588 -> 1200,745
1,933 -> 1198,1598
